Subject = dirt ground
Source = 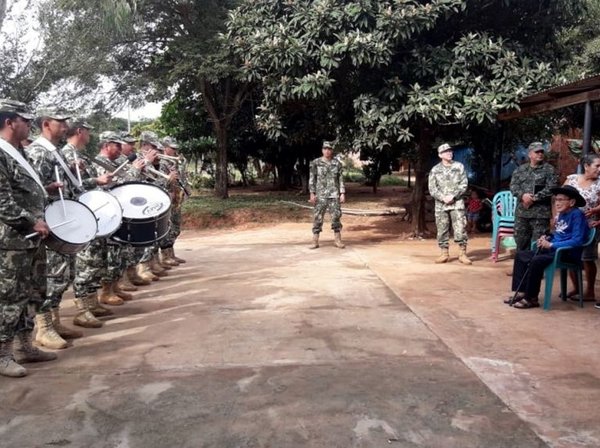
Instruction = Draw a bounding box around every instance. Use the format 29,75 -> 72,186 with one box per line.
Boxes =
1,219 -> 598,447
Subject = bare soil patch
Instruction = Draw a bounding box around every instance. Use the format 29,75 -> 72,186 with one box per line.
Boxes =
182,184 -> 432,239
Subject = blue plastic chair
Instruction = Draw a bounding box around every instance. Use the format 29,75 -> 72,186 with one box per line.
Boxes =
537,228 -> 597,310
491,191 -> 517,258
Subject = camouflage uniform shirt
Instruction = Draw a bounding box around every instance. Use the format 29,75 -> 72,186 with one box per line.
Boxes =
309,158 -> 345,199
428,161 -> 468,211
0,144 -> 46,250
510,163 -> 557,219
26,139 -> 77,200
61,143 -> 98,190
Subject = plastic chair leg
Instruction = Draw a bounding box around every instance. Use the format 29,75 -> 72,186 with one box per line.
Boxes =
577,270 -> 585,308
559,269 -> 568,302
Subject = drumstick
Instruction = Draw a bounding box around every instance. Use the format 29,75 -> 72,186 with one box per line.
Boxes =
93,201 -> 110,213
72,151 -> 83,187
111,160 -> 130,176
55,166 -> 67,217
25,219 -> 75,239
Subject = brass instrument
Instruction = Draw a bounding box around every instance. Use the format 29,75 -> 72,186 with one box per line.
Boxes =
157,154 -> 185,163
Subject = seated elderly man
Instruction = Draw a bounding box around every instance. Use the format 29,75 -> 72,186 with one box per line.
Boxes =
505,185 -> 589,309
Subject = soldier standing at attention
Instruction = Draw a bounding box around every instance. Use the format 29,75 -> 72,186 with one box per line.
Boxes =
309,141 -> 346,249
0,100 -> 56,377
510,142 -> 558,251
428,143 -> 472,265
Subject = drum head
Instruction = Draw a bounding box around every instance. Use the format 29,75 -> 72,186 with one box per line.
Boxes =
110,182 -> 172,219
46,200 -> 98,244
78,190 -> 123,237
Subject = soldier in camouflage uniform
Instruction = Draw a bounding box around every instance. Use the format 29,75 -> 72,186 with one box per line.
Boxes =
510,142 -> 557,251
428,143 -> 472,264
0,99 -> 57,377
113,133 -> 153,288
159,136 -> 186,266
25,108 -> 82,349
86,132 -> 140,307
62,124 -> 121,327
309,141 -> 346,249
135,132 -> 174,279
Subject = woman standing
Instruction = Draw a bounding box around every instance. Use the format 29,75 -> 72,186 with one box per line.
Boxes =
564,153 -> 600,305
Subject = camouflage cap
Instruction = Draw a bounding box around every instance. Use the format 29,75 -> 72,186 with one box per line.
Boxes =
36,107 -> 71,121
528,141 -> 545,152
162,136 -> 180,149
437,143 -> 452,154
140,130 -> 162,149
99,131 -> 125,144
322,141 -> 333,149
119,131 -> 138,144
0,99 -> 35,120
68,118 -> 94,131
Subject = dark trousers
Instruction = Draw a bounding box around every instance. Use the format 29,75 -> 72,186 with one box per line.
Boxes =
512,250 -> 555,299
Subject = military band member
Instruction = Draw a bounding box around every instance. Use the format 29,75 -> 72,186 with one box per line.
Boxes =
136,131 -> 173,279
26,109 -> 79,348
159,136 -> 186,266
114,132 -> 152,289
0,99 -> 56,377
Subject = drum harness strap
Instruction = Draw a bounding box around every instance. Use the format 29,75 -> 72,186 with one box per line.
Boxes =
33,137 -> 84,194
0,138 -> 47,197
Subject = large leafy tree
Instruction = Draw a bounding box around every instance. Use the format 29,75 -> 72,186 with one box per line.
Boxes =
227,0 -> 586,235
41,0 -> 247,198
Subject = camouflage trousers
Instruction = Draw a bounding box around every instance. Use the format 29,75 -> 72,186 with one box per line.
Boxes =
0,247 -> 47,342
435,208 -> 468,248
46,249 -> 75,308
514,217 -> 550,251
73,240 -> 105,298
122,245 -> 141,268
160,207 -> 181,249
312,198 -> 343,234
102,244 -> 123,282
134,246 -> 152,264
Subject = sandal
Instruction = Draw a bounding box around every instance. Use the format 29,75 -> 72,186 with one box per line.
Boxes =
513,298 -> 540,309
503,293 -> 525,305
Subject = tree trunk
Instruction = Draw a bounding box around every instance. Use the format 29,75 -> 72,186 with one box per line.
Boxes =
214,125 -> 229,198
298,157 -> 310,195
411,126 -> 432,237
199,78 -> 250,200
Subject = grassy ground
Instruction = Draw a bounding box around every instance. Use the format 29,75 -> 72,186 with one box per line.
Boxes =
181,183 -> 413,230
182,189 -> 311,229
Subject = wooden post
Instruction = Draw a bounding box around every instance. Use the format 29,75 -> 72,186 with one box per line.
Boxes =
583,100 -> 593,158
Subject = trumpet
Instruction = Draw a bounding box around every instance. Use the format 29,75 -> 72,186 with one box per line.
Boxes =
157,154 -> 185,163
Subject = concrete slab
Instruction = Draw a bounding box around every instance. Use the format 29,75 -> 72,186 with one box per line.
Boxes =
1,225 -> 546,447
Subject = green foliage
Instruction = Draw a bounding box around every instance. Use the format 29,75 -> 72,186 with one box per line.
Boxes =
343,169 -> 366,183
188,173 -> 216,190
227,0 -> 586,152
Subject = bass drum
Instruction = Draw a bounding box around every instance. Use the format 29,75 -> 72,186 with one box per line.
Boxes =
109,181 -> 171,246
44,199 -> 98,254
78,190 -> 123,238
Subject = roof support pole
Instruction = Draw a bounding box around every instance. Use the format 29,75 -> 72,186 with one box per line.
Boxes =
582,100 -> 593,158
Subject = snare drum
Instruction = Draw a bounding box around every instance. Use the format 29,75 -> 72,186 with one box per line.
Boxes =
44,199 -> 98,254
109,182 -> 172,246
78,190 -> 123,238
